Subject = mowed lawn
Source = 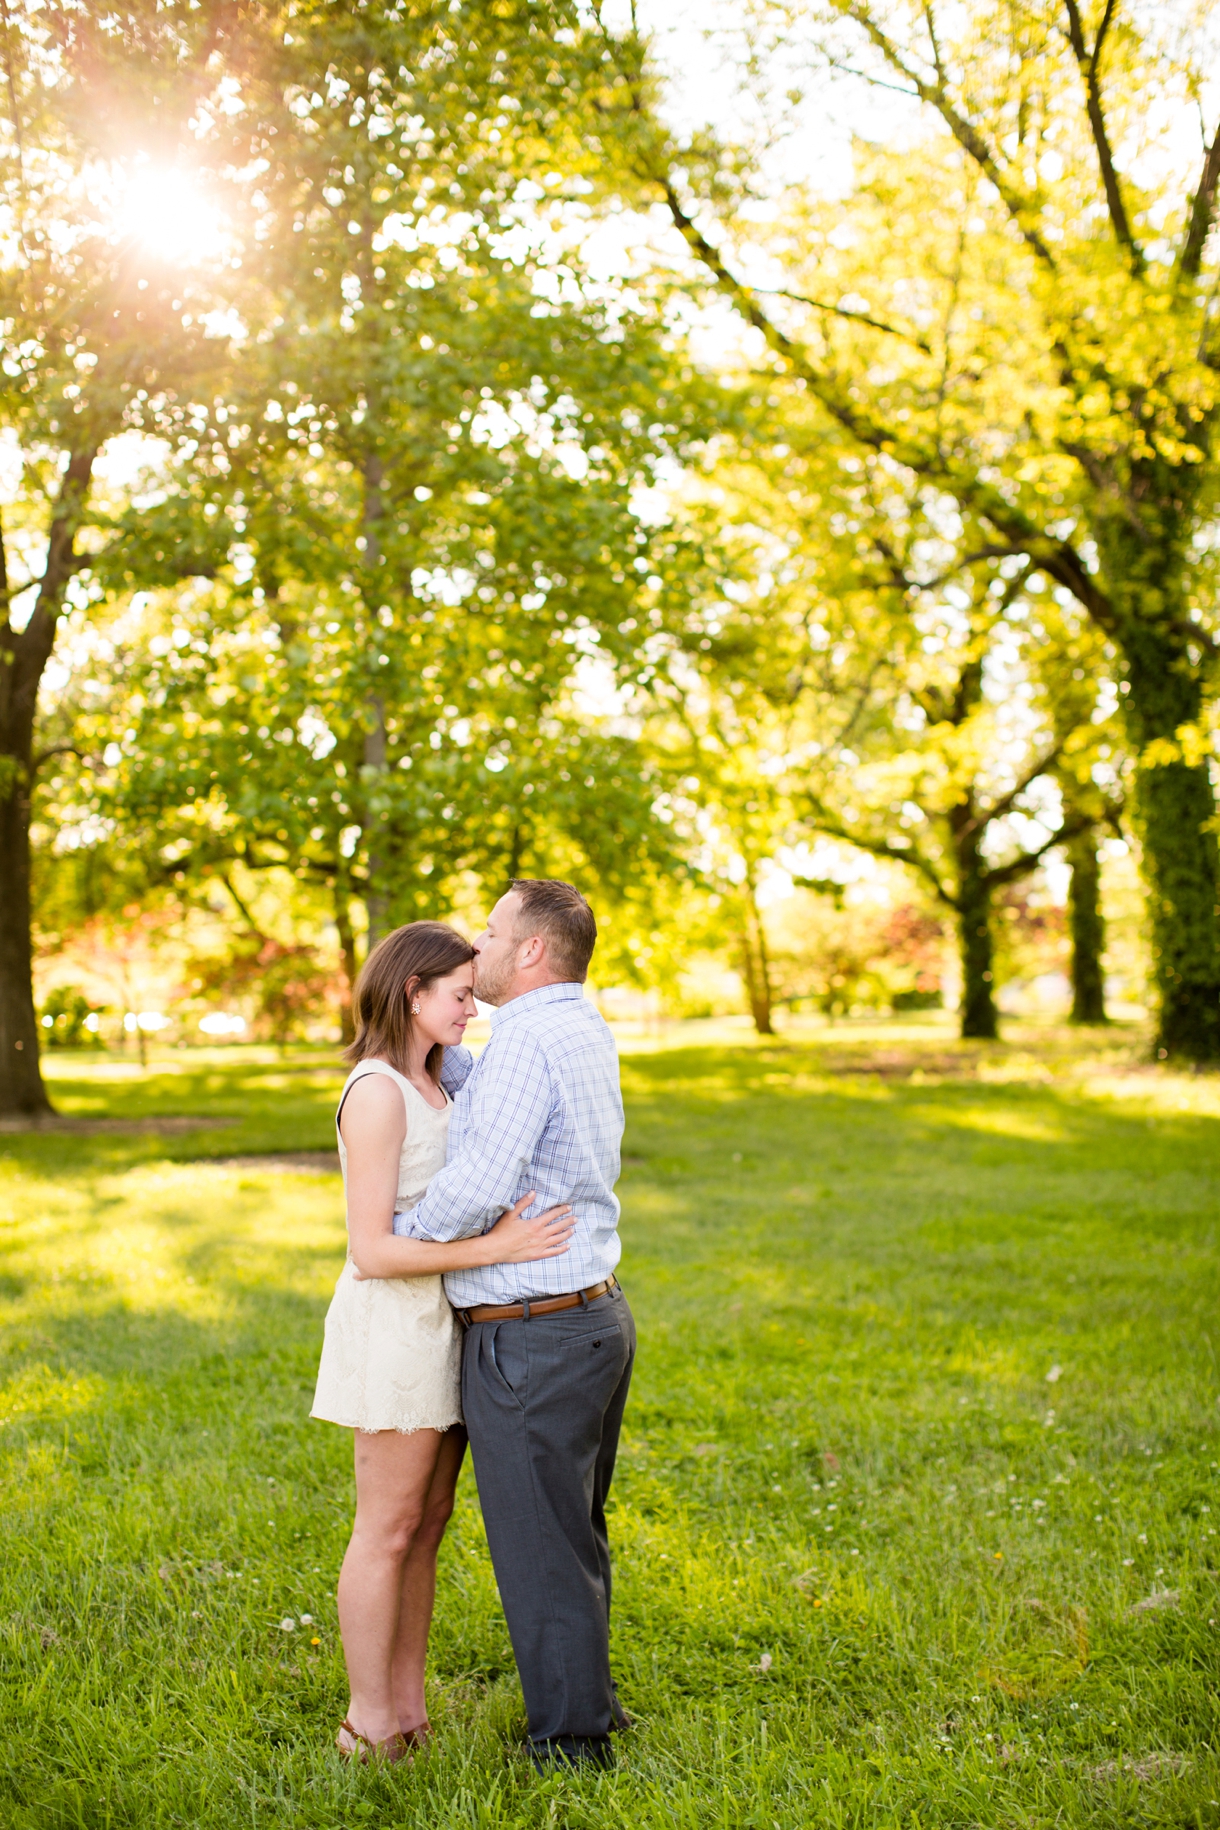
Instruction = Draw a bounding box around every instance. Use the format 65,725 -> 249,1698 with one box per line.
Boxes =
1,1025 -> 1219,1828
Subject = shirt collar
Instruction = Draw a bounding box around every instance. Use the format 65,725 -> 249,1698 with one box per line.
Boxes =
489,982 -> 585,1029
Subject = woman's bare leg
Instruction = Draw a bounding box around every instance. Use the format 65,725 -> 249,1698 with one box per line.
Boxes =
390,1426 -> 466,1732
336,1427 -> 446,1745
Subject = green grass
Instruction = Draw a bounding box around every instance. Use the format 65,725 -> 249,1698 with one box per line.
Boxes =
2,1025 -> 1219,1827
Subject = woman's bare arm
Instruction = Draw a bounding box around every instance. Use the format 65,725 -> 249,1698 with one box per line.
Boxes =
340,1075 -> 575,1279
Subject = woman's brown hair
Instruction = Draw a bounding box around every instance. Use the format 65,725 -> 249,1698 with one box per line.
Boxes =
342,921 -> 476,1084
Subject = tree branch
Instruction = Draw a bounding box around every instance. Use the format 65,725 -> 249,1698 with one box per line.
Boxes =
982,808 -> 1095,888
837,2 -> 1058,272
1177,129 -> 1220,288
965,743 -> 1061,837
220,871 -> 264,935
656,181 -> 1114,631
31,743 -> 82,772
755,287 -> 933,353
806,801 -> 958,907
1062,0 -> 1143,275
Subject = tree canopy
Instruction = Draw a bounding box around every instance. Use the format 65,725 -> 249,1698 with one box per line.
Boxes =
3,0 -> 1215,1110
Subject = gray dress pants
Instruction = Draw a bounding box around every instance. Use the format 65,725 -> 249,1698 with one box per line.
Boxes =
461,1282 -> 635,1748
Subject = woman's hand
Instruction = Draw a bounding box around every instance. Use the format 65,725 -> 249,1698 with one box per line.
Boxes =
480,1190 -> 576,1264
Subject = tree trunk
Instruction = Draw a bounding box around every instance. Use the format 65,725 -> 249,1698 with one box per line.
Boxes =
0,763 -> 50,1113
362,700 -> 389,953
1131,746 -> 1220,1057
1100,518 -> 1220,1059
738,880 -> 775,1034
953,818 -> 998,1040
1066,827 -> 1108,1024
360,447 -> 390,952
334,880 -> 359,1044
0,451 -> 97,1115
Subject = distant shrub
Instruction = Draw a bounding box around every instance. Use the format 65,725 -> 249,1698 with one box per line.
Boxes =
892,987 -> 943,1011
38,987 -> 107,1048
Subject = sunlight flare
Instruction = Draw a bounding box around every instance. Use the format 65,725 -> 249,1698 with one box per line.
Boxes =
111,164 -> 228,266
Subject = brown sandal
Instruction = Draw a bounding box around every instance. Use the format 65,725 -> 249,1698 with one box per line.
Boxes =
401,1720 -> 433,1748
336,1718 -> 410,1764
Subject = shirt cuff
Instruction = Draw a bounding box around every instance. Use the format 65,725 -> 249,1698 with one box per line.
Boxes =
392,1205 -> 422,1238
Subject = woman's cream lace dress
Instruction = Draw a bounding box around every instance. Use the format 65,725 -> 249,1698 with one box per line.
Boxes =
311,1059 -> 463,1435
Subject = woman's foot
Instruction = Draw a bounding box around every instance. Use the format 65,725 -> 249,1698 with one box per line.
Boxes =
400,1718 -> 433,1748
336,1718 -> 410,1764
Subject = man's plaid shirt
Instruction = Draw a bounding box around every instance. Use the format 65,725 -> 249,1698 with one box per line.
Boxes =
392,981 -> 624,1307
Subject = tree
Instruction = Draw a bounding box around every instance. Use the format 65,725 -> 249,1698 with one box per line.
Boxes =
592,0 -> 1220,1056
1029,599 -> 1125,1024
803,566 -> 1098,1039
95,0 -> 701,986
0,0 -> 239,1112
55,564 -> 682,1036
637,404 -> 1110,1036
3,0 -> 705,1108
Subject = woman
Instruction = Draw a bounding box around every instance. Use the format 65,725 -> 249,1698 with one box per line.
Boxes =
311,920 -> 574,1763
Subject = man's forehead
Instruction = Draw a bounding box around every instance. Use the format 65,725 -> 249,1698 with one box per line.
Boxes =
489,891 -> 522,925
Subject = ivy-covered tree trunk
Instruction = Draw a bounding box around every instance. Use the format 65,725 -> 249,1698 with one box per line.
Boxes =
1103,525 -> 1220,1060
1066,827 -> 1108,1024
952,810 -> 998,1040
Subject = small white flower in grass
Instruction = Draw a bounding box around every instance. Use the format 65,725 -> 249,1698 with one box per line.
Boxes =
299,1614 -> 313,1625
1045,1365 -> 1062,1383
1137,1533 -> 1147,1543
1122,1558 -> 1134,1567
756,1653 -> 772,1671
279,1617 -> 295,1632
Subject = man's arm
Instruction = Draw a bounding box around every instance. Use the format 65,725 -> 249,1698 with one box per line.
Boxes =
393,1029 -> 554,1243
439,1043 -> 474,1098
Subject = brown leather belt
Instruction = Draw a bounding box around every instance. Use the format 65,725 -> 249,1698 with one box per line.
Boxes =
457,1274 -> 617,1327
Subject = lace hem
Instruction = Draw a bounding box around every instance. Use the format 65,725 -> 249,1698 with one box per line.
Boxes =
310,1406 -> 463,1436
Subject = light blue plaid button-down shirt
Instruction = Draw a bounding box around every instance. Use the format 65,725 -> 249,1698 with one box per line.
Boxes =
392,981 -> 624,1308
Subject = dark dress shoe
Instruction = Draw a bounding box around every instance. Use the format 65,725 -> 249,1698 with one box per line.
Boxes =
529,1734 -> 615,1772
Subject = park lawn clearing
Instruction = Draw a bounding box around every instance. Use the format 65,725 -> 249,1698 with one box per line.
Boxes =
0,1022 -> 1218,1828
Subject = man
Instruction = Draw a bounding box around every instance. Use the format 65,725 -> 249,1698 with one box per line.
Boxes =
393,878 -> 634,1770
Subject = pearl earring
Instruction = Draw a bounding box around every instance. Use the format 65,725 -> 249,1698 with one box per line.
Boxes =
411,1001 -> 420,1014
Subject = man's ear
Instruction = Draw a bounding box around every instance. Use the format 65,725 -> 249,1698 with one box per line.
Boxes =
517,933 -> 546,971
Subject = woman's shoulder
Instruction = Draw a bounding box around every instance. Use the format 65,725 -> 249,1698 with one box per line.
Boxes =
337,1060 -> 410,1129
342,1058 -> 411,1093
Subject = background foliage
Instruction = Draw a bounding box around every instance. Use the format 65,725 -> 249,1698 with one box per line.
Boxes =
4,0 -> 1219,1090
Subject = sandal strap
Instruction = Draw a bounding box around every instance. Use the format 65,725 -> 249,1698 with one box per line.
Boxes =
338,1719 -> 410,1762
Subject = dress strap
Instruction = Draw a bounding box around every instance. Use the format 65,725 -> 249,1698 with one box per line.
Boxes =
335,1060 -> 414,1133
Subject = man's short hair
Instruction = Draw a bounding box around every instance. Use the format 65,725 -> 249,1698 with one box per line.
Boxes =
509,879 -> 597,982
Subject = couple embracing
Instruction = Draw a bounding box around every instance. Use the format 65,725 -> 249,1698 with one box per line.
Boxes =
310,879 -> 634,1772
